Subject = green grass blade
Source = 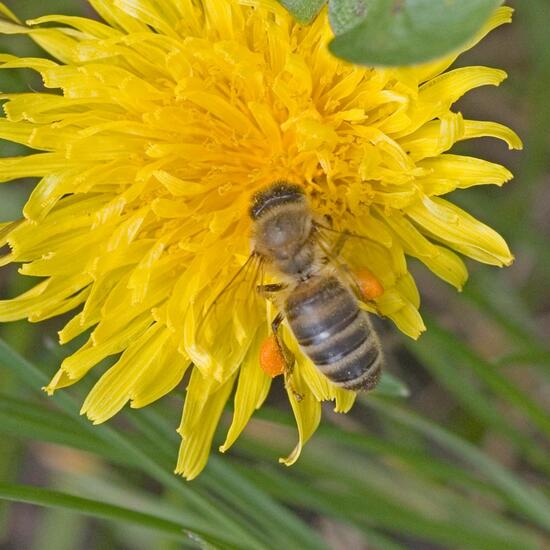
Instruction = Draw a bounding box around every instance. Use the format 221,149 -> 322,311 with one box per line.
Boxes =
495,350 -> 550,367
0,338 -> 271,550
424,316 -> 550,440
402,326 -> 550,475
0,393 -> 138,466
236,414 -> 542,548
255,406 -> 493,494
238,462 -> 537,550
367,397 -> 550,533
128,407 -> 328,550
0,482 -> 236,548
0,337 -> 327,549
373,371 -> 410,397
464,273 -> 548,353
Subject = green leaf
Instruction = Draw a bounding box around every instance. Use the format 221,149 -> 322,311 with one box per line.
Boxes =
278,0 -> 326,24
329,0 -> 369,34
329,0 -> 503,66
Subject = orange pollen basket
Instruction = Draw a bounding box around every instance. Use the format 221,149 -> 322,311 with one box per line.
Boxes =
354,268 -> 385,300
259,335 -> 286,378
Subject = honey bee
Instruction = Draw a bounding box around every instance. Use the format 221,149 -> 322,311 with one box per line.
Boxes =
249,182 -> 383,391
195,181 -> 383,392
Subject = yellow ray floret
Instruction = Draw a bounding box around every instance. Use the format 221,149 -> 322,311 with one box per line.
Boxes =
0,1 -> 521,478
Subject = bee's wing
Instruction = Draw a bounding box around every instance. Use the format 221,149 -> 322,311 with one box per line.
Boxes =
313,221 -> 377,306
313,221 -> 375,248
191,252 -> 266,375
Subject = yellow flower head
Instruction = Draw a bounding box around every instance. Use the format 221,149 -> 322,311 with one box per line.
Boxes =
0,0 -> 521,479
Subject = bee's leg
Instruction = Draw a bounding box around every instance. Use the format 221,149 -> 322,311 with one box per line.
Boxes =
270,312 -> 293,369
256,284 -> 288,363
256,284 -> 303,401
319,233 -> 348,265
256,283 -> 286,299
270,312 -> 303,402
257,283 -> 291,363
331,233 -> 348,257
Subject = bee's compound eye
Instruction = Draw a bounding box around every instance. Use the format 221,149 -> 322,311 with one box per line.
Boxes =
259,335 -> 285,378
354,268 -> 384,301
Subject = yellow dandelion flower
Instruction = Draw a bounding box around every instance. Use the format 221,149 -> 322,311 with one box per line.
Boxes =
0,1 -> 521,479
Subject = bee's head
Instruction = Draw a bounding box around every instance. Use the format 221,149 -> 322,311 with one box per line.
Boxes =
249,182 -> 305,220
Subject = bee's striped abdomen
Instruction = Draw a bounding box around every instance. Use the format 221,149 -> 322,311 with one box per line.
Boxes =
285,276 -> 382,391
